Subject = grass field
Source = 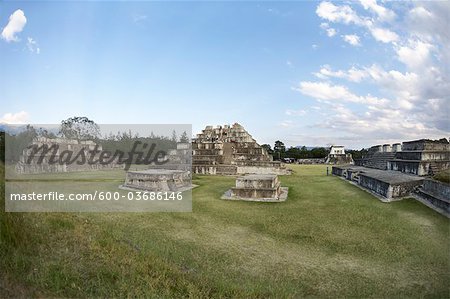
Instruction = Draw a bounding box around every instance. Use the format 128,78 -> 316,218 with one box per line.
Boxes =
1,164 -> 449,297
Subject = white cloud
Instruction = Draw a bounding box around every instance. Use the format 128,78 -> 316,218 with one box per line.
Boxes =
317,1 -> 398,45
409,6 -> 433,20
320,22 -> 337,37
0,111 -> 29,124
279,120 -> 295,128
286,109 -> 306,116
369,27 -> 398,43
1,9 -> 27,42
286,60 -> 293,68
295,81 -> 388,105
326,28 -> 337,37
132,14 -> 147,23
316,2 -> 364,25
314,65 -> 367,82
342,34 -> 361,46
26,37 -> 40,54
307,1 -> 450,146
396,39 -> 433,70
359,0 -> 396,22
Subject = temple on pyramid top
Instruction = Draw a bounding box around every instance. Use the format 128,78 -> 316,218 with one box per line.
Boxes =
192,123 -> 289,175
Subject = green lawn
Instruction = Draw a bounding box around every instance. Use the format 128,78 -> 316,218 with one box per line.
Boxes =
1,164 -> 449,298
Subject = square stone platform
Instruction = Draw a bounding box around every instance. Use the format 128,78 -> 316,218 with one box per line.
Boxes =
222,174 -> 288,202
121,169 -> 192,192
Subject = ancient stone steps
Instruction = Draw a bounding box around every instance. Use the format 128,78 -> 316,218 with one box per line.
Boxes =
363,152 -> 396,170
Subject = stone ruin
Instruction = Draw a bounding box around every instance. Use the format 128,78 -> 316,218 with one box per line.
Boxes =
356,139 -> 449,176
15,137 -> 121,174
147,142 -> 192,171
222,174 -> 288,202
388,139 -> 450,176
332,166 -> 423,200
354,144 -> 399,170
121,169 -> 191,192
121,142 -> 193,192
325,145 -> 353,164
192,123 -> 289,175
333,138 -> 449,217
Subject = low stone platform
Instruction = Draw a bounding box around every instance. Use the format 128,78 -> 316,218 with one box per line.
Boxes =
121,169 -> 191,192
222,174 -> 288,202
413,179 -> 450,218
332,165 -> 423,201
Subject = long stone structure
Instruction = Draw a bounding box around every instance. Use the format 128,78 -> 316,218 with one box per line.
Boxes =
332,165 -> 424,201
334,138 -> 450,216
192,123 -> 290,175
356,139 -> 449,175
15,137 -> 121,174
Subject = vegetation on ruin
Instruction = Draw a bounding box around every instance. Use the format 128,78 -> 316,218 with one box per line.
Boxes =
433,169 -> 450,184
1,165 -> 449,297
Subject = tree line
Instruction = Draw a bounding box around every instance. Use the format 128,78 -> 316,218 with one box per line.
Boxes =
261,140 -> 368,160
1,117 -> 190,163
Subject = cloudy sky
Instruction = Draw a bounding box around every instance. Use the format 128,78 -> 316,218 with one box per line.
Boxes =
0,1 -> 448,149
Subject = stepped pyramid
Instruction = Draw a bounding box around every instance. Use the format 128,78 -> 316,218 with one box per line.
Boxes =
192,123 -> 289,175
388,139 -> 450,176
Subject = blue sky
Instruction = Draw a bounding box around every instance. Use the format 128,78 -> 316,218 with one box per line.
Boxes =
1,1 -> 448,149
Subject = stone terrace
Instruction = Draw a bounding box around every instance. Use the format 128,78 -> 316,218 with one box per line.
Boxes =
332,165 -> 424,201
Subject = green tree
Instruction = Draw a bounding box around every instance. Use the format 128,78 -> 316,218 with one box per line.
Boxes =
5,125 -> 37,163
299,146 -> 309,159
179,131 -> 190,143
286,146 -> 301,160
310,147 -> 328,158
261,144 -> 273,155
37,127 -> 56,139
171,130 -> 178,143
59,117 -> 100,141
0,131 -> 4,163
273,140 -> 286,160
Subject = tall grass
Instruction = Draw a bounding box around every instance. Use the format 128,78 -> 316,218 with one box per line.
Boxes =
0,165 -> 449,297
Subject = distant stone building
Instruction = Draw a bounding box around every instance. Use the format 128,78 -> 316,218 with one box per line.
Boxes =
325,145 -> 353,164
329,145 -> 345,155
192,123 -> 289,175
15,137 -> 121,174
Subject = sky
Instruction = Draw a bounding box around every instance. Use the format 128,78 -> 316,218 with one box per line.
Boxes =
0,1 -> 449,149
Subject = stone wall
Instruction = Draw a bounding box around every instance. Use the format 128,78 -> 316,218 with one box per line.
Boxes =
402,139 -> 450,151
359,175 -> 391,198
332,165 -> 424,200
358,138 -> 449,176
359,171 -> 424,199
414,179 -> 450,216
123,169 -> 190,192
15,137 -> 121,174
